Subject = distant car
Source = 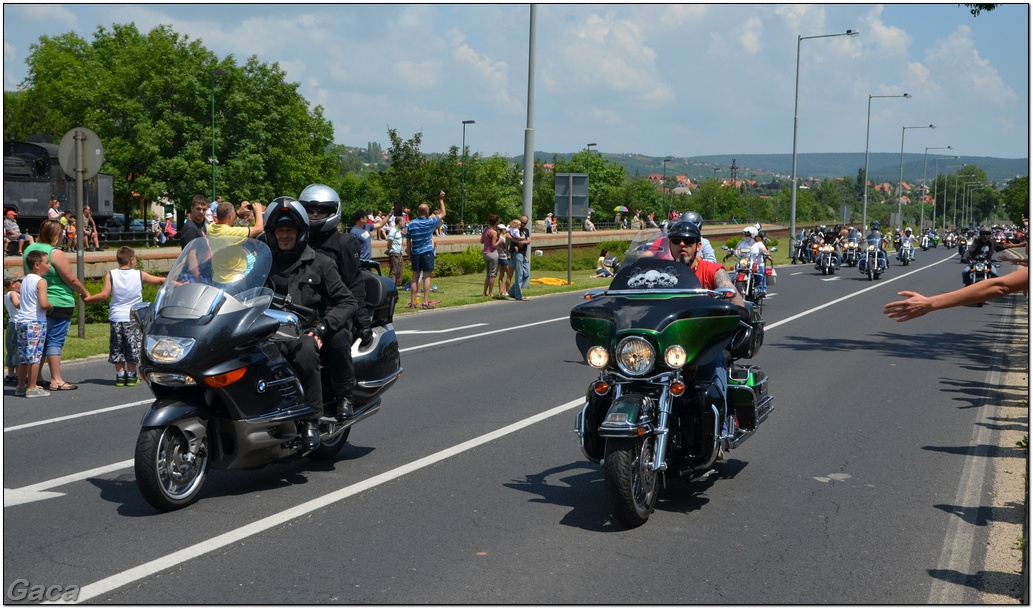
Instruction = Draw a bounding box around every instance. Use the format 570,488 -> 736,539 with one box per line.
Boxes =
103,214 -> 146,233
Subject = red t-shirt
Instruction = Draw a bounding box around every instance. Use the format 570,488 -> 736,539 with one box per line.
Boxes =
690,258 -> 725,290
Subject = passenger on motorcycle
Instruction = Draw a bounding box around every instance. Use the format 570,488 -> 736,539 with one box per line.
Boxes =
679,211 -> 717,262
298,183 -> 370,421
263,197 -> 358,451
667,220 -> 747,415
735,227 -> 771,295
897,227 -> 919,261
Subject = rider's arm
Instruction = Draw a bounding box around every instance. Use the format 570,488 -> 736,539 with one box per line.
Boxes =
713,267 -> 747,311
884,267 -> 1029,322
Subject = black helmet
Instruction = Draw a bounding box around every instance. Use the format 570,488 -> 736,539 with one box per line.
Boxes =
680,211 -> 704,229
666,220 -> 701,241
298,183 -> 341,234
263,196 -> 309,251
871,221 -> 882,231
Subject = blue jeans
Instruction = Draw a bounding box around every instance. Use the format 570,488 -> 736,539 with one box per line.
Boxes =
520,252 -> 530,289
43,315 -> 72,357
508,252 -> 527,299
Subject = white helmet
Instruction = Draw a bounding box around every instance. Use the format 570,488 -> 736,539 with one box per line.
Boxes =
743,226 -> 758,238
298,183 -> 341,233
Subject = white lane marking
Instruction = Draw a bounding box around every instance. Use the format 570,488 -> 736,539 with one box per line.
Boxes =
400,316 -> 567,353
4,459 -> 134,507
4,400 -> 152,433
820,277 -> 841,281
396,323 -> 487,335
766,255 -> 956,331
68,398 -> 586,604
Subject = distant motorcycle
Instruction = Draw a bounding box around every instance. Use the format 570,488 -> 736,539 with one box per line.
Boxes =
858,236 -> 886,281
841,237 -> 860,267
815,244 -> 838,275
897,241 -> 915,266
920,234 -> 931,251
723,245 -> 773,311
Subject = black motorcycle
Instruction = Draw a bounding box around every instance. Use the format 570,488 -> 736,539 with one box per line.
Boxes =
964,248 -> 999,307
131,238 -> 402,511
571,246 -> 772,527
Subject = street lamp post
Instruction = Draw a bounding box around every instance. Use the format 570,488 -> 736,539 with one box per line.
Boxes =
862,93 -> 911,231
943,165 -> 962,231
964,182 -> 983,226
209,69 -> 228,202
460,119 -> 475,227
921,145 -> 952,231
896,124 -> 935,227
587,142 -> 597,154
790,29 -> 859,242
932,156 -> 958,233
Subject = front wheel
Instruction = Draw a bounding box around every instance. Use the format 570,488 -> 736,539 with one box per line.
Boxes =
135,426 -> 209,511
603,437 -> 659,527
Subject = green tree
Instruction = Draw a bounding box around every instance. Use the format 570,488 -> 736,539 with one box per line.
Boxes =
8,23 -> 338,217
1001,176 -> 1029,225
383,128 -> 430,211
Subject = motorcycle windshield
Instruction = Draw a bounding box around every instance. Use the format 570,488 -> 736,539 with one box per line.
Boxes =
622,228 -> 671,264
154,238 -> 274,320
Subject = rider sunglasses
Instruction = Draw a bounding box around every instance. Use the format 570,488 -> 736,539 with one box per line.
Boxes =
669,237 -> 699,246
302,202 -> 336,216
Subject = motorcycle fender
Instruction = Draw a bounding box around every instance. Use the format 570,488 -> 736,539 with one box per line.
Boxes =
597,394 -> 653,438
140,399 -> 209,454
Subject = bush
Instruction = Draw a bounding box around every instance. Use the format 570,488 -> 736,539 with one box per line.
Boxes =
434,246 -> 485,278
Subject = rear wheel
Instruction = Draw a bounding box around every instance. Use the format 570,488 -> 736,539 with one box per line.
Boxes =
309,424 -> 351,461
603,437 -> 659,527
135,426 -> 209,511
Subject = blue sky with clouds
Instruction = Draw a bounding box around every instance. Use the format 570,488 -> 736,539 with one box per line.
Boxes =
4,4 -> 1029,160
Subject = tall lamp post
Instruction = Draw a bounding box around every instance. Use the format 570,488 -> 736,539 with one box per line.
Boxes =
921,145 -> 952,230
932,155 -> 958,232
790,29 -> 859,242
862,93 -> 910,231
460,119 -> 475,227
964,182 -> 983,227
896,124 -> 935,227
587,142 -> 597,154
209,69 -> 228,201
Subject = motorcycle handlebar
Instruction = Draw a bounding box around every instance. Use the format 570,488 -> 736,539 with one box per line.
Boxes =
271,293 -> 315,320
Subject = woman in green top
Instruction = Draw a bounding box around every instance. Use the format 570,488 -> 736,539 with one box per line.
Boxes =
23,220 -> 90,390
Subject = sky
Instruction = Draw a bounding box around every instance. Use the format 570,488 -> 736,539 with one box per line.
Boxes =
3,3 -> 1029,161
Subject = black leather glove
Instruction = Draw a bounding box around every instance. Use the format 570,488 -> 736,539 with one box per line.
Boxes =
359,327 -> 373,346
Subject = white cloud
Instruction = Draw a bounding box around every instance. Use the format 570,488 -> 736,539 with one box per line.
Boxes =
589,107 -> 622,126
737,17 -> 764,55
862,5 -> 911,57
10,4 -> 77,25
924,25 -> 1016,105
557,11 -> 673,104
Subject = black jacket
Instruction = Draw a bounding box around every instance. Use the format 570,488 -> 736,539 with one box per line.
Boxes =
308,229 -> 371,330
266,245 -> 357,339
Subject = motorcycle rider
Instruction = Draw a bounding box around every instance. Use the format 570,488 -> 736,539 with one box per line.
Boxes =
297,183 -> 371,421
858,221 -> 888,274
263,197 -> 357,451
961,227 -> 1002,285
897,227 -> 918,262
817,224 -> 841,270
667,220 -> 747,432
679,211 -> 717,262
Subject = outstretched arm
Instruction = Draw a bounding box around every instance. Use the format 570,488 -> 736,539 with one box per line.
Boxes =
883,267 -> 1028,322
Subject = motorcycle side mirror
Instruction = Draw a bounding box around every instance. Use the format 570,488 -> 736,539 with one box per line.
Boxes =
713,286 -> 738,300
769,247 -> 778,252
583,289 -> 606,300
131,301 -> 153,327
263,309 -> 302,341
721,245 -> 730,251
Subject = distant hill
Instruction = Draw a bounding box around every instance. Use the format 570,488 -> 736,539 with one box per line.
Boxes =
512,151 -> 1028,185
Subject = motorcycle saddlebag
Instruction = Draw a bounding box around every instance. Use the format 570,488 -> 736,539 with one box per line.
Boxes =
726,364 -> 769,430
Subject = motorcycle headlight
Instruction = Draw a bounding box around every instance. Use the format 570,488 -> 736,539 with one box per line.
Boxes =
615,336 -> 655,376
974,262 -> 986,271
586,346 -> 609,369
146,372 -> 197,387
145,335 -> 195,364
664,345 -> 688,368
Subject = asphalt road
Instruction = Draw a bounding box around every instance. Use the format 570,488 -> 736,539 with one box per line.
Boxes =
2,247 -> 1025,604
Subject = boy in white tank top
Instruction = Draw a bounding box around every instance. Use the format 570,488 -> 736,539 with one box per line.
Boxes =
83,246 -> 166,386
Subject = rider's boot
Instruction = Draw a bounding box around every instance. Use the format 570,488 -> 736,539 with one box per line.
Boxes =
299,419 -> 320,451
336,394 -> 355,422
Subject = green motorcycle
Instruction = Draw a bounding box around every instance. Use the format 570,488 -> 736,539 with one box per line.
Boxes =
571,252 -> 773,527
